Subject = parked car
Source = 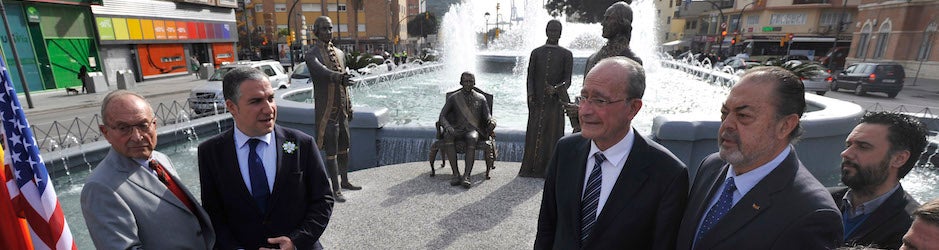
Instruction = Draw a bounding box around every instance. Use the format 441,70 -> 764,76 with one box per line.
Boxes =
718,58 -> 760,70
830,62 -> 906,98
780,54 -> 811,63
188,60 -> 289,115
291,62 -> 311,87
784,61 -> 831,96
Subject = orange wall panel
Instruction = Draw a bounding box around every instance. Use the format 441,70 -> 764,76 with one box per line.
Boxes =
136,44 -> 188,76
212,43 -> 235,68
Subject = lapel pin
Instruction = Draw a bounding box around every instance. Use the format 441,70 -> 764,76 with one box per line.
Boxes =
752,203 -> 760,210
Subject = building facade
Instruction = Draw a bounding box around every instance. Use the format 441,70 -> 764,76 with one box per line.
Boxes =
848,0 -> 938,80
1,0 -> 101,92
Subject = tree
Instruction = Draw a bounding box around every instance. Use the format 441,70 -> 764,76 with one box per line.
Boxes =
545,0 -> 631,23
407,12 -> 438,38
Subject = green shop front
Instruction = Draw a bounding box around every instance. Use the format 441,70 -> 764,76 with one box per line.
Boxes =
0,0 -> 100,93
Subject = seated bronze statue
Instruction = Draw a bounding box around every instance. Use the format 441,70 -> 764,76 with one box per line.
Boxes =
428,72 -> 497,188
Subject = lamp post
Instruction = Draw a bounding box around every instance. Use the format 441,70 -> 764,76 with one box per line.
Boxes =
829,0 -> 849,70
287,0 -> 302,68
734,1 -> 755,55
702,0 -> 725,59
484,12 -> 490,47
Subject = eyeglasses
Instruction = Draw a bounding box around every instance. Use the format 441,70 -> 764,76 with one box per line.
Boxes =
107,120 -> 156,135
575,96 -> 631,107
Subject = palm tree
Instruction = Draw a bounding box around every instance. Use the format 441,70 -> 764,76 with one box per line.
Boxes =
760,59 -> 826,79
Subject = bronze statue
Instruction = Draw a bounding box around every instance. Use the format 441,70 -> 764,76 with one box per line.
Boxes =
584,1 -> 643,77
519,20 -> 574,178
438,72 -> 494,188
304,16 -> 359,202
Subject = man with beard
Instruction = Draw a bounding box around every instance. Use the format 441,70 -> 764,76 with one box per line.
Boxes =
584,1 -> 642,77
830,112 -> 927,249
675,66 -> 842,249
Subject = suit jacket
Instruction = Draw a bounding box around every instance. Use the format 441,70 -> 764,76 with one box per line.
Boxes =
829,186 -> 919,249
198,125 -> 334,249
535,131 -> 689,249
81,149 -> 215,249
676,151 -> 843,249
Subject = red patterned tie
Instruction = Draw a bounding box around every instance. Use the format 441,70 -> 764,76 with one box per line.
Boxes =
149,159 -> 197,213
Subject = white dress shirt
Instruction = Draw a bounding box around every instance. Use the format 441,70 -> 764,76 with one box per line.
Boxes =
232,125 -> 277,195
582,129 -> 636,219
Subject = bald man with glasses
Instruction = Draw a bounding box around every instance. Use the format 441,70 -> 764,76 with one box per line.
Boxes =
535,56 -> 688,249
81,90 -> 215,249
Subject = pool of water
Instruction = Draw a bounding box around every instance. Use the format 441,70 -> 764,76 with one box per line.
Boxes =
287,67 -> 730,134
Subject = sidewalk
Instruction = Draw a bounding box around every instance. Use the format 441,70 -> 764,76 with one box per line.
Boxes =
19,74 -> 203,118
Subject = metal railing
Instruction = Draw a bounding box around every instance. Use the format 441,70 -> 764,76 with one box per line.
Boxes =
31,100 -> 224,153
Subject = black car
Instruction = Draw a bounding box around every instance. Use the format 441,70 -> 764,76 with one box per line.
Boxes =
830,62 -> 905,98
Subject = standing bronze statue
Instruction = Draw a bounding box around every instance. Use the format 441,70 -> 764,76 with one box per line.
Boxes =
584,1 -> 643,77
304,16 -> 360,202
439,72 -> 494,188
519,20 -> 574,178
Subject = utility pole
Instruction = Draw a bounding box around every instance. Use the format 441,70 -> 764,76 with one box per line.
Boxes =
829,0 -> 849,70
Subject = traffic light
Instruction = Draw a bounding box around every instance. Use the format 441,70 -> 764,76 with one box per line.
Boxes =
731,38 -> 736,45
721,28 -> 727,37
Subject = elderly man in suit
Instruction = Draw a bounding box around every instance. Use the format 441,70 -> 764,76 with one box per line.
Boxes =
81,90 -> 215,249
304,16 -> 360,202
831,111 -> 927,249
198,67 -> 333,249
535,56 -> 689,249
675,66 -> 843,249
902,198 -> 939,250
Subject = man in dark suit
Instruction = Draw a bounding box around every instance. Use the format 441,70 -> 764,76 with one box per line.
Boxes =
676,66 -> 843,249
535,56 -> 689,249
82,90 -> 215,249
199,67 -> 333,249
831,111 -> 927,249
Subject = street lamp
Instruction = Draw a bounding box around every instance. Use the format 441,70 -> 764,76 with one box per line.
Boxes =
734,1 -> 755,54
701,0 -> 725,59
484,12 -> 490,47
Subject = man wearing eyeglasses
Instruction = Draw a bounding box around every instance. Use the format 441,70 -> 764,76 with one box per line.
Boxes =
535,56 -> 688,249
81,90 -> 215,249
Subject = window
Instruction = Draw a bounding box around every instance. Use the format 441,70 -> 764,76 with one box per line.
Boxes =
254,4 -> 263,13
338,4 -> 347,12
302,4 -> 322,12
873,20 -> 892,58
258,65 -> 276,76
770,13 -> 806,25
338,24 -> 348,32
819,12 -> 852,26
747,15 -> 759,26
357,24 -> 366,32
274,3 -> 286,12
667,16 -> 672,24
856,23 -> 873,58
669,0 -> 673,8
917,22 -> 937,60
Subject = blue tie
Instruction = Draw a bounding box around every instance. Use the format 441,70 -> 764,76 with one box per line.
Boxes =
581,152 -> 606,243
695,177 -> 737,246
247,139 -> 270,213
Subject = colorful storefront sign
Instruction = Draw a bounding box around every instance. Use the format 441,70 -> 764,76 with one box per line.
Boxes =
95,16 -> 234,44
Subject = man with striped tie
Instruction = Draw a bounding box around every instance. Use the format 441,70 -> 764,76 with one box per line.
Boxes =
535,56 -> 689,249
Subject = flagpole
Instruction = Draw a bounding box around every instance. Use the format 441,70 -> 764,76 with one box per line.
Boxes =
0,1 -> 35,109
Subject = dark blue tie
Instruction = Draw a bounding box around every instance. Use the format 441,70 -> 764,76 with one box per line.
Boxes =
247,139 -> 270,213
581,152 -> 606,243
695,177 -> 737,246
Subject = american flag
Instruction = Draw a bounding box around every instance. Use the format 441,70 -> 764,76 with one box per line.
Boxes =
0,56 -> 75,249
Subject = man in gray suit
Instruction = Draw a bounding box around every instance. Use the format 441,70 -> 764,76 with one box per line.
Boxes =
675,67 -> 843,249
81,90 -> 214,249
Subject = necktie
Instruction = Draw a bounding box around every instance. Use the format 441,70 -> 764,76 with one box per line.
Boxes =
148,159 -> 196,212
581,152 -> 606,243
248,139 -> 271,213
695,177 -> 737,246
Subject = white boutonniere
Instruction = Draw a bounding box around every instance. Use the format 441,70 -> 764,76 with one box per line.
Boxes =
283,141 -> 298,154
